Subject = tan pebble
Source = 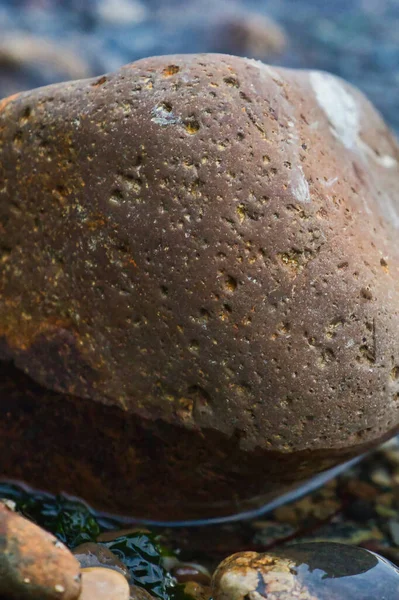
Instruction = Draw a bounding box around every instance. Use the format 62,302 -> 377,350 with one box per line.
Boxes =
212,551 -> 317,600
171,562 -> 211,585
0,33 -> 91,79
214,13 -> 287,58
79,567 -> 129,600
346,479 -> 379,499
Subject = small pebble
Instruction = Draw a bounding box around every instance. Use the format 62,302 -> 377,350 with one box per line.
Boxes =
213,12 -> 287,58
79,567 -> 130,600
171,563 -> 211,585
73,542 -> 129,578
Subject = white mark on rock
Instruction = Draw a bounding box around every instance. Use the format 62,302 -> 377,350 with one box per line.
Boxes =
310,70 -> 399,229
310,71 -> 359,150
376,154 -> 397,168
379,192 -> 399,229
374,154 -> 398,169
324,176 -> 339,187
292,165 -> 311,203
358,138 -> 397,169
151,105 -> 181,126
310,71 -> 397,170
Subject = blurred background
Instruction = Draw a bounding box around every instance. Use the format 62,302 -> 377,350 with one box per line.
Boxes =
1,0 -> 399,133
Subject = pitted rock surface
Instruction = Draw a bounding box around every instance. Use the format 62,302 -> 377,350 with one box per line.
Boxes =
0,54 -> 399,519
211,544 -> 399,600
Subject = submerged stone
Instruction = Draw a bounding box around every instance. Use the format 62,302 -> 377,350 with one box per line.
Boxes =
0,53 -> 398,521
212,543 -> 399,600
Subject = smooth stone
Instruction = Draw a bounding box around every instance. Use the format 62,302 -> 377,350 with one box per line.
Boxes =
171,563 -> 211,585
72,542 -> 129,579
79,567 -> 130,600
0,53 -> 398,522
0,33 -> 90,81
212,543 -> 399,600
212,12 -> 287,58
0,502 -> 81,600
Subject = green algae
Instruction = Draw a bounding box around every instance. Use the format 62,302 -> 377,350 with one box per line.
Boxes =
0,482 -> 191,600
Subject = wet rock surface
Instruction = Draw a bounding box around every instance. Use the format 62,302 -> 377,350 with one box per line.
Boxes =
0,7 -> 398,600
212,543 -> 399,600
0,438 -> 399,600
171,563 -> 210,586
73,542 -> 129,578
0,502 -> 81,600
0,53 -> 399,520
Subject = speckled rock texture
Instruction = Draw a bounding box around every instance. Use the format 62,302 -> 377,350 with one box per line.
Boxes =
0,502 -> 81,600
0,54 -> 399,520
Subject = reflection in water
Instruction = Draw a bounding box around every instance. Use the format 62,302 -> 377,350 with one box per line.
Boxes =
272,543 -> 399,599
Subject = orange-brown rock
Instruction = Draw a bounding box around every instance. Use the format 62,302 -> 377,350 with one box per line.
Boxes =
0,502 -> 81,600
212,13 -> 287,59
79,567 -> 130,600
0,54 -> 399,521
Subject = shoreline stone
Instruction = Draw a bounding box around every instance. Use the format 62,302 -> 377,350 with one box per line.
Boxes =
0,54 -> 398,521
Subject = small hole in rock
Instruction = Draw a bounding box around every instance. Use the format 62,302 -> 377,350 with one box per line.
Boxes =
163,65 -> 180,76
92,76 -> 107,87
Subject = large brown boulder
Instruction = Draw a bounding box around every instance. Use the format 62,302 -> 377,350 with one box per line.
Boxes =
0,54 -> 398,521
211,545 -> 399,600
